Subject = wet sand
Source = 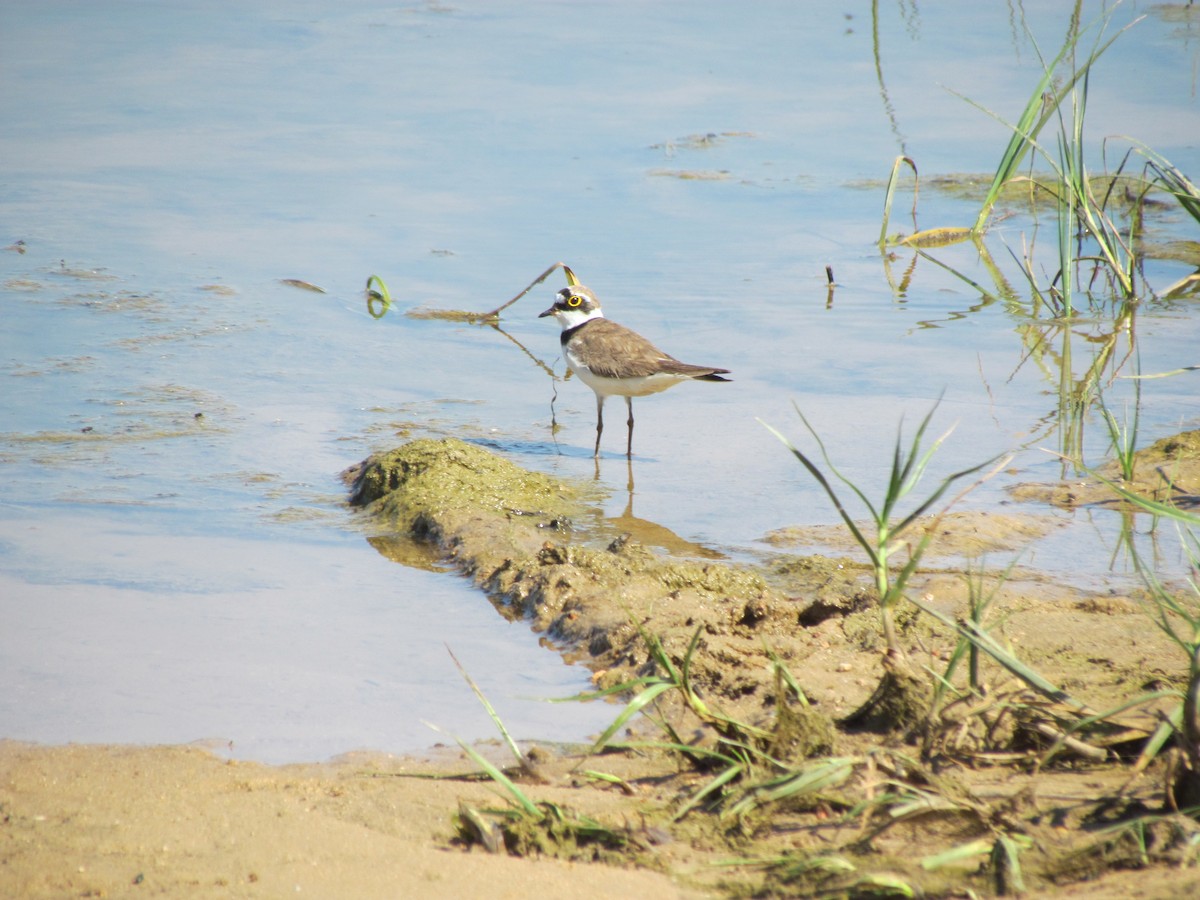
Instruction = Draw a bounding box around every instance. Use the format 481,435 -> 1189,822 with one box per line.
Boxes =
5,436 -> 1200,898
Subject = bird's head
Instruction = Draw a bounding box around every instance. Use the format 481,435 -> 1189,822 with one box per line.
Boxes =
538,285 -> 604,327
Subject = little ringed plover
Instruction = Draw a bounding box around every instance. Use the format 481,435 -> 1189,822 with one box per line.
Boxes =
539,284 -> 731,458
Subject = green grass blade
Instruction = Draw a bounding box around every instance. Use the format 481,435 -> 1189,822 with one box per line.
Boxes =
1129,138 -> 1200,225
765,644 -> 810,707
604,739 -> 742,767
995,833 -> 1033,894
365,274 -> 392,319
549,674 -> 666,703
890,452 -> 1009,539
673,763 -> 745,821
907,594 -> 1088,711
1086,468 -> 1200,525
790,403 -> 888,525
969,7 -> 1142,234
446,645 -> 526,768
636,624 -> 682,684
424,721 -> 543,819
725,757 -> 858,819
588,680 -> 676,754
879,155 -> 918,246
1130,706 -> 1184,777
759,417 -> 879,567
852,873 -> 915,898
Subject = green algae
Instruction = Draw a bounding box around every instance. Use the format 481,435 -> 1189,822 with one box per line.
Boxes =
349,437 -> 588,536
348,439 -> 805,707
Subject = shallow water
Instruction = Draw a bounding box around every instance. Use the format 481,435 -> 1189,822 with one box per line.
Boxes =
2,1 -> 1199,763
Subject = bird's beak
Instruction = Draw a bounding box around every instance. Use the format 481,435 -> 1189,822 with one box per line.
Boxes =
538,305 -> 556,318
563,265 -> 580,287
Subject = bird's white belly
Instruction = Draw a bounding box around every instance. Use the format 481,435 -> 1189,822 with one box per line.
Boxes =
566,358 -> 685,398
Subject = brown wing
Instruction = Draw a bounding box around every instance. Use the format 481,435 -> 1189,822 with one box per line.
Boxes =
657,360 -> 732,380
567,319 -> 729,379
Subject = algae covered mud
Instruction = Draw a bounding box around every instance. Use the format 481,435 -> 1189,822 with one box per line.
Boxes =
348,436 -> 1190,723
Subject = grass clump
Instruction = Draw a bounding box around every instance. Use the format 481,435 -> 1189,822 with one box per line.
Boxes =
434,648 -> 643,862
878,2 -> 1199,327
1088,471 -> 1200,809
761,400 -> 1007,732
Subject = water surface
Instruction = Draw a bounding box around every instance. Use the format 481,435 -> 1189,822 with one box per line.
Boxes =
2,0 -> 1198,763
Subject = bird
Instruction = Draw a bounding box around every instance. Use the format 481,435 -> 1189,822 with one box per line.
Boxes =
538,283 -> 731,458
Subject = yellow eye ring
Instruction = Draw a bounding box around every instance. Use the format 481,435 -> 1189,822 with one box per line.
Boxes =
567,294 -> 583,308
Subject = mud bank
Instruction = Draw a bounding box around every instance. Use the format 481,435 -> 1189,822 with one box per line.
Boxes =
346,438 -> 1180,731
338,438 -> 1198,897
5,435 -> 1200,899
346,438 -> 870,721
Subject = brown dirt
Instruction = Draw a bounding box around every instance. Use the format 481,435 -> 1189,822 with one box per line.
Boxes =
1008,429 -> 1200,510
5,433 -> 1200,898
0,741 -> 696,899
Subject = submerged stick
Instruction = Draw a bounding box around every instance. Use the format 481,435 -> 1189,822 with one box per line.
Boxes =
479,261 -> 578,319
366,262 -> 579,323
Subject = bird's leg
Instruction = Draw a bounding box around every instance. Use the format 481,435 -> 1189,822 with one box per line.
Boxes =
625,397 -> 634,458
594,395 -> 605,458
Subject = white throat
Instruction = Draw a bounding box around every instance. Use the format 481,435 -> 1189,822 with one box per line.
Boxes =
552,305 -> 604,330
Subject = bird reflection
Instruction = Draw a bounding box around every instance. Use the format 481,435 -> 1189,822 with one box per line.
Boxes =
600,460 -> 725,560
